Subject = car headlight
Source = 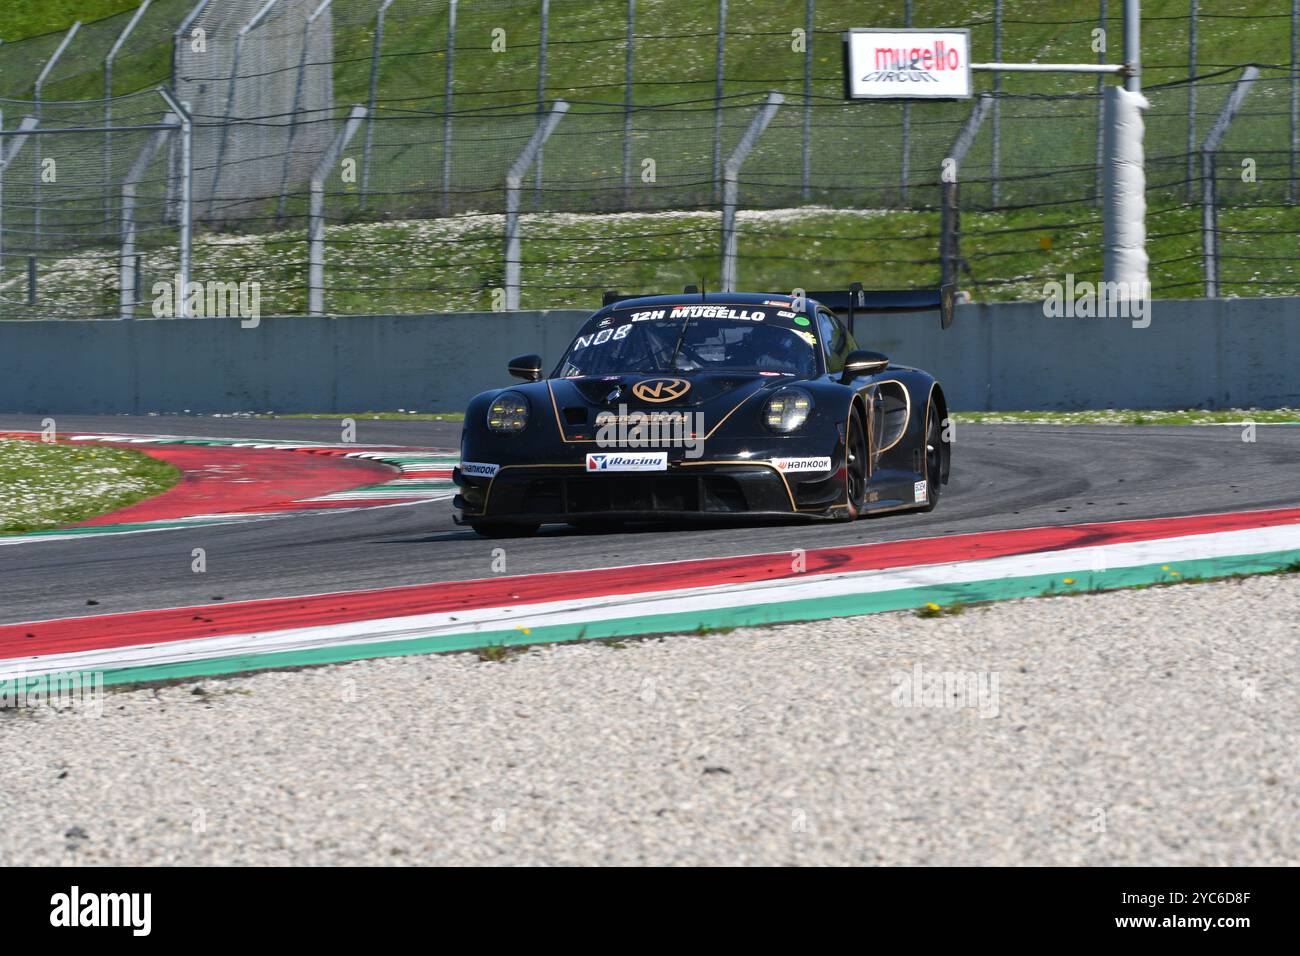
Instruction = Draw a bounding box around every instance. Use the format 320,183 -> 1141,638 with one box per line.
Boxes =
487,392 -> 529,434
764,387 -> 813,433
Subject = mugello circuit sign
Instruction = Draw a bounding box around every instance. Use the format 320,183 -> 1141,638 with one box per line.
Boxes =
843,29 -> 972,99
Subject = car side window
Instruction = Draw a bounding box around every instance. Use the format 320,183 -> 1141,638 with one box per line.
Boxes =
817,309 -> 852,373
840,316 -> 859,354
816,312 -> 847,374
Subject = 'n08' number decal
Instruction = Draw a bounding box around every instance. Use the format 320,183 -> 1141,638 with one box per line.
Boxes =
574,324 -> 632,350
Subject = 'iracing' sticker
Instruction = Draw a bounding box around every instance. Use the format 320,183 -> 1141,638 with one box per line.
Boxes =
586,452 -> 668,472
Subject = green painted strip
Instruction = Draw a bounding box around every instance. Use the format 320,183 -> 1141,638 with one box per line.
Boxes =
11,517 -> 237,538
8,547 -> 1297,693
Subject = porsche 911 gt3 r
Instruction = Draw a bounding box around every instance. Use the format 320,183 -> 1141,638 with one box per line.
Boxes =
454,286 -> 953,537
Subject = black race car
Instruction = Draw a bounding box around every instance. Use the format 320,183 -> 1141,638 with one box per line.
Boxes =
454,285 -> 954,537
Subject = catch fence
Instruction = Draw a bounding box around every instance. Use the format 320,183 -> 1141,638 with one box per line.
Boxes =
0,1 -> 1295,316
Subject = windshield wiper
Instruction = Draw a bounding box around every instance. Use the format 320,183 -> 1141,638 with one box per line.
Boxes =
665,313 -> 693,371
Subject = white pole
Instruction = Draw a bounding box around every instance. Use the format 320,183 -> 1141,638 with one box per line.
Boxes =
1102,86 -> 1149,294
1199,67 -> 1260,297
1101,0 -> 1147,295
309,106 -> 368,315
1123,0 -> 1141,93
106,2 -> 153,230
158,87 -> 193,316
721,93 -> 783,292
120,117 -> 177,320
504,101 -> 569,310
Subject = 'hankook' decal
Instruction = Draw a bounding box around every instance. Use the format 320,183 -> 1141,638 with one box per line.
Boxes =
774,457 -> 833,472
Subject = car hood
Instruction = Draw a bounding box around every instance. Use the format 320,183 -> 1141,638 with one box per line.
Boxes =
543,372 -> 792,440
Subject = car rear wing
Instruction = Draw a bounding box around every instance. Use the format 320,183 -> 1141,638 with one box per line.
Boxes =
601,286 -> 703,308
809,282 -> 957,332
601,282 -> 956,330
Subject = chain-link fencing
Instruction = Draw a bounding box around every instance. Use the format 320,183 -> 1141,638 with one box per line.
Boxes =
0,90 -> 184,318
0,0 -> 1296,318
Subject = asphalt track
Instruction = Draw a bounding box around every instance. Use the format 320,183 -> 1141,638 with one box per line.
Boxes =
1,414 -> 1298,626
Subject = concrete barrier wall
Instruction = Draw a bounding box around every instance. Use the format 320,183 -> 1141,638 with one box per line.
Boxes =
1,296 -> 1297,414
0,310 -> 590,416
874,295 -> 1300,411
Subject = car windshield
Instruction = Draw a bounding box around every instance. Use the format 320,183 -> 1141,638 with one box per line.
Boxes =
556,305 -> 820,378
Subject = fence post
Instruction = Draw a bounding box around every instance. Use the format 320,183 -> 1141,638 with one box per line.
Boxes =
277,0 -> 334,222
1292,0 -> 1298,202
900,0 -> 911,207
1200,66 -> 1258,298
106,1 -> 153,232
169,0 -> 212,220
1186,0 -> 1197,199
0,116 -> 40,306
173,0 -> 213,83
505,101 -> 569,310
622,0 -> 635,207
442,0 -> 458,216
1123,0 -> 1141,92
801,0 -> 813,203
711,0 -> 727,204
1201,149 -> 1217,297
158,87 -> 193,316
534,0 -> 551,208
120,116 -> 177,320
210,0 -> 281,219
360,0 -> 394,210
720,92 -> 783,292
1094,0 -> 1107,206
308,106 -> 367,316
33,22 -> 82,255
0,109 -> 4,296
990,0 -> 1002,205
940,94 -> 991,293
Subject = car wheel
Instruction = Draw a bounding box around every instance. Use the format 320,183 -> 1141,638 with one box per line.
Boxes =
470,521 -> 540,538
919,401 -> 943,513
843,405 -> 869,519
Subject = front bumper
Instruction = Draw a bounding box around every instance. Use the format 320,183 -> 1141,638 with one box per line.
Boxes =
454,460 -> 845,523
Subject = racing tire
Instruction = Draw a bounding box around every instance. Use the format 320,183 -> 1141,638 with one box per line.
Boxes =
842,405 -> 869,520
470,521 -> 540,538
918,400 -> 943,513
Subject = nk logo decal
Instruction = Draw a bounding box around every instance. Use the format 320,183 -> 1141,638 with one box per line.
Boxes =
631,378 -> 691,403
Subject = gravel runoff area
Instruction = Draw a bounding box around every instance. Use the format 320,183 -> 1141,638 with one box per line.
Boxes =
2,575 -> 1296,866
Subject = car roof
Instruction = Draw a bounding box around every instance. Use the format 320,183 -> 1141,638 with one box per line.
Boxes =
601,292 -> 822,311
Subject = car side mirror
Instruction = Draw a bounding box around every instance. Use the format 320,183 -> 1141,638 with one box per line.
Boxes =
840,349 -> 889,383
508,354 -> 543,382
